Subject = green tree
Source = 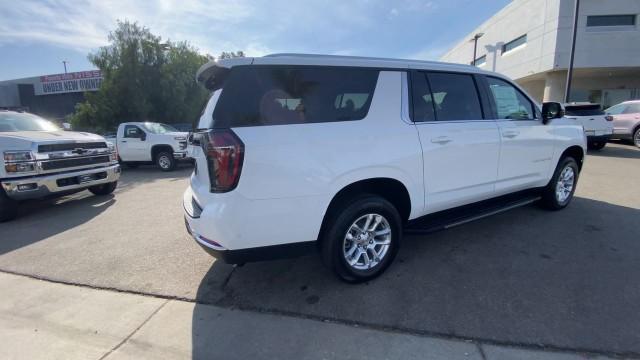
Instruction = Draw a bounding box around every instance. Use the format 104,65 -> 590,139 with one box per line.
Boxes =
70,21 -> 212,133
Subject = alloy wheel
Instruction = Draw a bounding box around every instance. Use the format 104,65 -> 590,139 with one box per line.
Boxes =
343,213 -> 391,270
555,165 -> 575,203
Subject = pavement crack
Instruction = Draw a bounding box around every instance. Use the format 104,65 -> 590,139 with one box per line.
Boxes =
476,343 -> 487,360
98,299 -> 170,360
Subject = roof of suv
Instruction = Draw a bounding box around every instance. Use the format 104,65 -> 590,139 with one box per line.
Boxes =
196,53 -> 503,89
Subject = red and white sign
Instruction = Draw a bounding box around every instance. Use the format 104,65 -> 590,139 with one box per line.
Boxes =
36,70 -> 103,96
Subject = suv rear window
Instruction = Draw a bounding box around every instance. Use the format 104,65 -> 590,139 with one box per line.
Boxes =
210,66 -> 379,128
565,104 -> 604,116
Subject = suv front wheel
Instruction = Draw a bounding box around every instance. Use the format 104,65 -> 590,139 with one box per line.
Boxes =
321,194 -> 401,283
539,157 -> 579,210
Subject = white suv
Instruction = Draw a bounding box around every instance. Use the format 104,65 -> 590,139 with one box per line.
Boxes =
184,54 -> 586,282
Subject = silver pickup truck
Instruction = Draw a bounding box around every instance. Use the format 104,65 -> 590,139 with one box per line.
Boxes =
0,110 -> 120,221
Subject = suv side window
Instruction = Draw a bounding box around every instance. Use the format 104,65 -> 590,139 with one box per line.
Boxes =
486,77 -> 535,120
425,72 -> 484,121
212,66 -> 379,127
409,72 -> 436,122
124,125 -> 143,138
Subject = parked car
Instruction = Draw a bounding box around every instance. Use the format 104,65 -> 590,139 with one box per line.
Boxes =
0,110 -> 120,222
563,103 -> 613,150
184,54 -> 587,282
605,100 -> 640,147
115,122 -> 190,171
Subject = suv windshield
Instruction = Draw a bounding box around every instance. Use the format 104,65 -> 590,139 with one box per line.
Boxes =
141,122 -> 178,134
0,112 -> 60,132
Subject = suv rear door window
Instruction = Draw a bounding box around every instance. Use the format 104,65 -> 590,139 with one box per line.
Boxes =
425,73 -> 483,121
211,66 -> 379,128
409,72 -> 436,122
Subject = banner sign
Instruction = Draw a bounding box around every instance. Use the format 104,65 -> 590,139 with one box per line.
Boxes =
35,70 -> 103,96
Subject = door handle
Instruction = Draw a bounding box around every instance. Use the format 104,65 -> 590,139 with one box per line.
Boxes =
121,140 -> 127,143
502,130 -> 520,138
431,136 -> 452,144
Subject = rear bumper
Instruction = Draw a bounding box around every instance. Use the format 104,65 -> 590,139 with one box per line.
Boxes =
182,184 -> 322,264
586,134 -> 611,143
185,216 -> 315,264
1,164 -> 121,201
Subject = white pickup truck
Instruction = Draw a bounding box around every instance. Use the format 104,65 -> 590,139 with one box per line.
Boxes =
0,111 -> 120,222
114,122 -> 190,171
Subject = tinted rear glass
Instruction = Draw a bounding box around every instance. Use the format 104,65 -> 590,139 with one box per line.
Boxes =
565,105 -> 604,116
210,66 -> 379,128
426,73 -> 483,121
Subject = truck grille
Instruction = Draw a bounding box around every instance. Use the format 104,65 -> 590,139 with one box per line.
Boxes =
41,155 -> 111,171
38,142 -> 107,153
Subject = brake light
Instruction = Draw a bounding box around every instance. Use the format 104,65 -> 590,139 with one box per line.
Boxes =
203,129 -> 244,192
605,115 -> 613,122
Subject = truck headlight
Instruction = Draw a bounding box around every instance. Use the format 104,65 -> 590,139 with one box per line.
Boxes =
5,162 -> 37,174
106,142 -> 118,162
4,150 -> 34,162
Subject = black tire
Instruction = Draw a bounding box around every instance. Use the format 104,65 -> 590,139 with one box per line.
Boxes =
0,188 -> 19,222
155,151 -> 176,171
633,127 -> 640,148
88,181 -> 118,196
539,157 -> 580,210
587,141 -> 606,151
321,194 -> 402,283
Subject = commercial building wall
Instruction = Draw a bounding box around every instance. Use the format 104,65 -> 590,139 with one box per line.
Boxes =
440,0 -> 640,106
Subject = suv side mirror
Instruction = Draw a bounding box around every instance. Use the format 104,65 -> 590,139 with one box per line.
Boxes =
542,102 -> 565,124
140,131 -> 147,141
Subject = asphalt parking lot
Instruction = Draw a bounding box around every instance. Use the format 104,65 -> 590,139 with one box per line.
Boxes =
1,142 -> 639,357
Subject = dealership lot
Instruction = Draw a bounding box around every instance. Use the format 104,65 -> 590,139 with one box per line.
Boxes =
1,142 -> 639,357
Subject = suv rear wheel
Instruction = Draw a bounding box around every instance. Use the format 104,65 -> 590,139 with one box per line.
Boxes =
0,188 -> 18,222
633,127 -> 640,148
539,157 -> 579,210
155,151 -> 176,171
321,194 -> 401,283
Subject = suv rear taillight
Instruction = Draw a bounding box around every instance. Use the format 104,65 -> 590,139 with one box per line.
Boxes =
203,129 -> 244,193
605,115 -> 613,121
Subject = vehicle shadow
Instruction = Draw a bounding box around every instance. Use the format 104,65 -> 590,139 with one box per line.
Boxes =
116,163 -> 193,193
0,192 -> 115,255
588,142 -> 640,159
191,197 -> 640,357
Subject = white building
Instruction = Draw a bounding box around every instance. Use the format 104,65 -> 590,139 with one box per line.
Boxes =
440,0 -> 640,107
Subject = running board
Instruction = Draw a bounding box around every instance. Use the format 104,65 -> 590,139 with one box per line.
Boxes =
404,190 -> 542,235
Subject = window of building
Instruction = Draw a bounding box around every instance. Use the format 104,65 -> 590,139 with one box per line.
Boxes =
587,15 -> 636,27
211,66 -> 379,127
473,55 -> 486,67
502,34 -> 527,55
486,77 -> 535,120
425,73 -> 484,121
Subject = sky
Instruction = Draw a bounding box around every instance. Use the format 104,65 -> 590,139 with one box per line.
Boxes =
0,0 -> 511,81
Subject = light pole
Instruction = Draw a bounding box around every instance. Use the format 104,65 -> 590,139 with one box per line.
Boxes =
62,60 -> 68,74
471,33 -> 484,66
564,0 -> 580,103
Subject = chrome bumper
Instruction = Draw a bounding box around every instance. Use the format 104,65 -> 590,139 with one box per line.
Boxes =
1,164 -> 121,201
173,151 -> 189,159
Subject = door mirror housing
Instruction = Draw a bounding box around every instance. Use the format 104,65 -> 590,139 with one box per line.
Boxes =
542,102 -> 565,124
140,131 -> 147,141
